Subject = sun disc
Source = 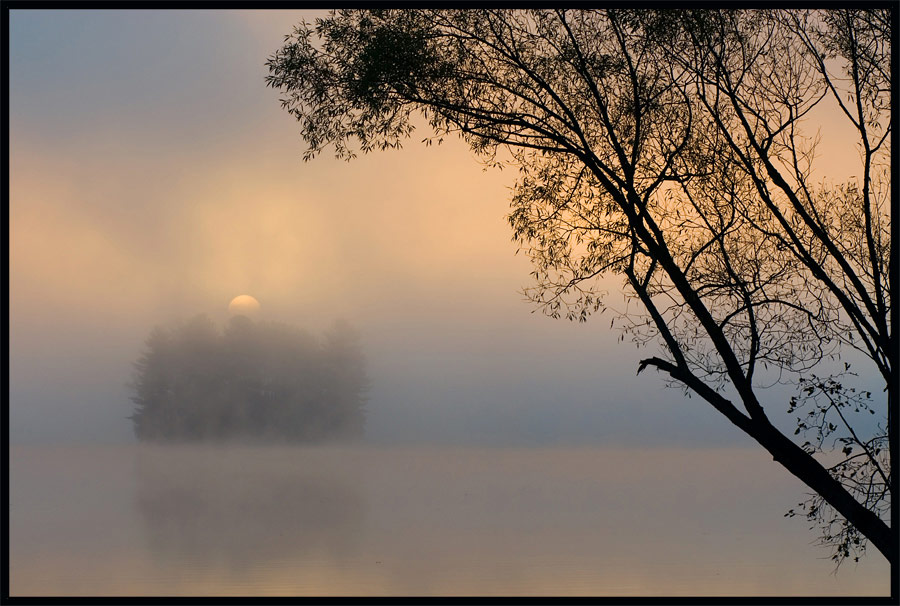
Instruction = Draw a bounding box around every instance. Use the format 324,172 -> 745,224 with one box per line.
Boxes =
228,294 -> 260,317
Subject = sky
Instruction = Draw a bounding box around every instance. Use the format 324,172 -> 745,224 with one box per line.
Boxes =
7,9 -> 870,448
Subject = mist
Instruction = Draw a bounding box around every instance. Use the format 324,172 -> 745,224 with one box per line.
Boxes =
10,442 -> 890,596
8,9 -> 890,597
8,9 -> 861,449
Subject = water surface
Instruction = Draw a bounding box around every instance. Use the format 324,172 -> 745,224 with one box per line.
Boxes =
9,443 -> 890,596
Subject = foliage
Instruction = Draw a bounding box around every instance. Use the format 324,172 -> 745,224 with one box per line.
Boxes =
265,9 -> 893,564
129,315 -> 368,442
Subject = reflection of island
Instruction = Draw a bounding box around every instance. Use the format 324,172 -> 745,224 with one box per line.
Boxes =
134,445 -> 366,572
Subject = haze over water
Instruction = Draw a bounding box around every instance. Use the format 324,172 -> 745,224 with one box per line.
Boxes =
9,443 -> 889,596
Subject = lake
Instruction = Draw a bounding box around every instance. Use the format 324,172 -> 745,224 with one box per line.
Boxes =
9,443 -> 890,596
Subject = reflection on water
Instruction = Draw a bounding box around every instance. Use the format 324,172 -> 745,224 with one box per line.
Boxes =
134,445 -> 364,572
9,444 -> 892,596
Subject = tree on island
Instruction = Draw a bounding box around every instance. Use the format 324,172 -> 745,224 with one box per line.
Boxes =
266,9 -> 893,565
129,315 -> 368,442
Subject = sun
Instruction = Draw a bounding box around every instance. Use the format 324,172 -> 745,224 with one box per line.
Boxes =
228,294 -> 261,317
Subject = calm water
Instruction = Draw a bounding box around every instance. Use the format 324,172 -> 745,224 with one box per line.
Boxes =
9,443 -> 890,596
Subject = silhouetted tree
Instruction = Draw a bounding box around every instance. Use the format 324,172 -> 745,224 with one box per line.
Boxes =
130,326 -> 176,441
266,9 -> 893,564
129,315 -> 368,443
321,320 -> 369,439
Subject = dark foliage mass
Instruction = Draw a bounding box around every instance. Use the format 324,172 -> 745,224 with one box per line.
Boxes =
129,315 -> 368,442
266,9 -> 893,565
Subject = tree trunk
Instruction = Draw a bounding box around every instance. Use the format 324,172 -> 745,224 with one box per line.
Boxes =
750,418 -> 895,563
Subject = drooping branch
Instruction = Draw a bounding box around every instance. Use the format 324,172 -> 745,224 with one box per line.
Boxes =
267,8 -> 893,564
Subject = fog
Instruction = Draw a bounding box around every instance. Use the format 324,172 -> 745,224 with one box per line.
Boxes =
8,9 -> 890,597
8,9 -> 756,449
10,9 -> 875,449
10,443 -> 890,596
